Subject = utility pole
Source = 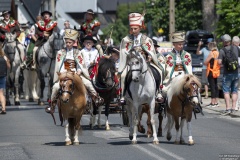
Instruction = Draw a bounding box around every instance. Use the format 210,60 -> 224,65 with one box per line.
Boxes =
169,0 -> 175,40
51,0 -> 55,19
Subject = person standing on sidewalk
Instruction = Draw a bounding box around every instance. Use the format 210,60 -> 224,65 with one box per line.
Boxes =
218,34 -> 240,113
204,42 -> 220,108
196,38 -> 214,99
232,36 -> 240,111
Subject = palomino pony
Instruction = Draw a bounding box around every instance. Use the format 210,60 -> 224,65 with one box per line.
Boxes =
26,31 -> 64,104
57,71 -> 87,145
165,74 -> 201,145
124,48 -> 160,144
89,58 -> 116,130
3,33 -> 25,105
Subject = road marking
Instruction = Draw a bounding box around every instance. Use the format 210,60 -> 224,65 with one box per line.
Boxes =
134,144 -> 166,160
149,144 -> 185,160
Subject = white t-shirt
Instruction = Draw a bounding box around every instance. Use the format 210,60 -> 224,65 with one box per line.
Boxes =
81,48 -> 99,69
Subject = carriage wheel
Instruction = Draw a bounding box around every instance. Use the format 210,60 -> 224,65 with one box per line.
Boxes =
122,105 -> 129,126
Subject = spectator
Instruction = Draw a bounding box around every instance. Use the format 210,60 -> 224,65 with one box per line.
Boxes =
60,20 -> 71,37
196,38 -> 214,99
0,44 -> 11,114
232,36 -> 240,111
204,42 -> 219,107
218,34 -> 239,114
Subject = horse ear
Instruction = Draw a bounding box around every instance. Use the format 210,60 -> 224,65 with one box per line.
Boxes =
186,76 -> 190,82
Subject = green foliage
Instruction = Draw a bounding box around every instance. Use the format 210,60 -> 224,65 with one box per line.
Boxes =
215,0 -> 240,38
102,0 -> 202,45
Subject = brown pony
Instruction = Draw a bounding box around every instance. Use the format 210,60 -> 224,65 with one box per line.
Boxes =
57,71 -> 87,146
165,74 -> 201,145
137,103 -> 164,138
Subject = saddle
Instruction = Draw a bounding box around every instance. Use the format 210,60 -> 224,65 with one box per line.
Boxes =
64,59 -> 76,71
174,64 -> 185,71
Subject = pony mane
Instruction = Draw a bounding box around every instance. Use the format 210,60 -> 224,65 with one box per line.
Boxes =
58,72 -> 86,94
98,58 -> 115,74
167,74 -> 201,100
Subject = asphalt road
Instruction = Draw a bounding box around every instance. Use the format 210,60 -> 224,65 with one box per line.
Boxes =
0,98 -> 240,160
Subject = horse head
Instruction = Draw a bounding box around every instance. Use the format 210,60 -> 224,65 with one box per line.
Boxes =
97,58 -> 116,88
58,72 -> 75,103
5,33 -> 17,43
183,75 -> 201,105
127,47 -> 148,82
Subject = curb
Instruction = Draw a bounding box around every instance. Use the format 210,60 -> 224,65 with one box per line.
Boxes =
203,107 -> 240,118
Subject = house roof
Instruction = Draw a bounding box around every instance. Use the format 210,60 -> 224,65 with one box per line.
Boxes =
21,0 -> 41,21
98,0 -> 145,13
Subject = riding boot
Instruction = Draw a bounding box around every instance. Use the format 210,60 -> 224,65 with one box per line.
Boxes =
45,99 -> 57,114
156,91 -> 164,103
91,93 -> 104,107
31,47 -> 38,70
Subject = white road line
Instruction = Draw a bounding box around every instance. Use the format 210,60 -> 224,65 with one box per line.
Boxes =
134,145 -> 166,160
149,144 -> 185,160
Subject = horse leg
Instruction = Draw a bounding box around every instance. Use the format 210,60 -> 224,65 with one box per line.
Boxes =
18,69 -> 24,99
5,79 -> 11,106
64,122 -> 72,145
137,105 -> 145,134
14,67 -> 21,105
97,105 -> 103,128
187,121 -> 194,145
180,118 -> 186,144
149,100 -> 159,144
38,71 -> 45,105
166,113 -> 173,141
105,104 -> 110,130
157,111 -> 163,137
132,111 -> 138,144
146,107 -> 153,138
126,102 -> 133,140
174,116 -> 180,144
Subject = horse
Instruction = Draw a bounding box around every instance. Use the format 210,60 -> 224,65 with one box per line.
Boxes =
165,74 -> 201,145
124,47 -> 160,144
26,31 -> 64,104
3,32 -> 25,105
137,103 -> 164,138
57,71 -> 87,145
89,58 -> 116,130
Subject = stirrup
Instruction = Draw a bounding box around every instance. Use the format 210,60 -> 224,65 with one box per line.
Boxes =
45,106 -> 54,114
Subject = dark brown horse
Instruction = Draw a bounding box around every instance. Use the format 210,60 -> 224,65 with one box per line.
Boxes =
165,74 -> 201,145
137,103 -> 164,138
57,71 -> 87,145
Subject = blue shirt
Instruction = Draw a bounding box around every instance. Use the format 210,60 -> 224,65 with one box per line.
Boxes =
200,47 -> 210,69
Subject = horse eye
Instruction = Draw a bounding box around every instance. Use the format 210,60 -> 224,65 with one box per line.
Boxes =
136,61 -> 139,65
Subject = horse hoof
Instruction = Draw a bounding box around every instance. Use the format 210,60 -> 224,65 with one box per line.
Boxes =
65,141 -> 72,146
147,134 -> 152,138
6,101 -> 11,106
106,126 -> 110,130
166,133 -> 172,141
129,135 -> 133,140
131,140 -> 137,144
153,141 -> 159,145
180,139 -> 186,144
15,101 -> 20,105
20,94 -> 24,99
98,125 -> 102,128
188,140 -> 194,145
73,142 -> 80,145
38,101 -> 45,106
174,140 -> 180,144
157,132 -> 163,137
29,98 -> 34,102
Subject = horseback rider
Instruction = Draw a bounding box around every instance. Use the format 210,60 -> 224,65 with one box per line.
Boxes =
152,38 -> 166,72
45,29 -> 104,114
162,31 -> 193,95
30,11 -> 57,69
118,12 -> 164,104
80,9 -> 103,56
0,10 -> 26,67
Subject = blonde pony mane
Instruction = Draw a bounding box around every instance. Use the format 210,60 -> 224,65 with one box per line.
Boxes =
167,74 -> 201,102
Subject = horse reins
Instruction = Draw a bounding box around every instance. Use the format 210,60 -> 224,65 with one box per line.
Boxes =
59,78 -> 75,96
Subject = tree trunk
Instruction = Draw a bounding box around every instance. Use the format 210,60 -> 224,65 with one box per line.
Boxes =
202,0 -> 218,32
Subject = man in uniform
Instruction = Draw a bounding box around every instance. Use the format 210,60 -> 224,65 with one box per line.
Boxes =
162,31 -> 192,95
118,12 -> 164,104
45,29 -> 103,113
80,9 -> 103,56
31,11 -> 57,69
0,10 -> 26,67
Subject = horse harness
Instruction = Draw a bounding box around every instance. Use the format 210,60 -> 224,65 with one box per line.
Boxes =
59,77 -> 75,96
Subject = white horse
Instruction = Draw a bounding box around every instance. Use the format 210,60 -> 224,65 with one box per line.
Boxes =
124,48 -> 159,144
27,31 -> 64,105
3,32 -> 25,105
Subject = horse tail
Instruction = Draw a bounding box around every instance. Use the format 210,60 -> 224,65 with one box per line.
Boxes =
164,114 -> 174,132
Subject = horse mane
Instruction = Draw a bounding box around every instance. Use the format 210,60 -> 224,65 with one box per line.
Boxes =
167,74 -> 201,100
98,58 -> 115,74
58,72 -> 86,94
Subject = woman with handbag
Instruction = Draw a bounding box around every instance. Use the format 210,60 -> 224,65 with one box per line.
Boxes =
0,44 -> 11,114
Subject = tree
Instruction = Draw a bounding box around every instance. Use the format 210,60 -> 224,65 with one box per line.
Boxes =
202,0 -> 218,32
215,0 -> 240,38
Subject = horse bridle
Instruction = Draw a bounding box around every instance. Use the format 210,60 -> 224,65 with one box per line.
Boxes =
59,78 -> 75,96
102,68 -> 115,87
184,82 -> 199,101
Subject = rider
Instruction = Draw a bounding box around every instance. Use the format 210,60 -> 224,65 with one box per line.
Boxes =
31,11 -> 57,69
152,38 -> 166,72
45,29 -> 103,113
162,31 -> 193,95
118,12 -> 164,104
0,10 -> 26,67
80,9 -> 103,56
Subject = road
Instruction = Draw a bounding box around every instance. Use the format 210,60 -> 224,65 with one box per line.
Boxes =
0,98 -> 240,160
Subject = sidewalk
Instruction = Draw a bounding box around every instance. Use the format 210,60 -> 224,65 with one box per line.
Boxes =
201,97 -> 240,117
